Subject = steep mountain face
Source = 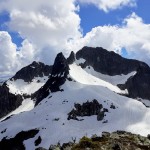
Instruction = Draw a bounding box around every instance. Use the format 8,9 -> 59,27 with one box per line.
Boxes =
33,52 -> 70,105
76,46 -> 148,76
11,61 -> 52,83
67,51 -> 75,64
118,64 -> 150,100
0,83 -> 23,118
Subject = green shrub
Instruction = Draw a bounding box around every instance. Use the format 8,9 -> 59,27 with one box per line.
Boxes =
71,136 -> 100,150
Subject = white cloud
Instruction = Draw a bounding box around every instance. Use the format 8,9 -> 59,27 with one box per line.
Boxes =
0,31 -> 37,74
77,0 -> 136,12
0,31 -> 17,74
78,13 -> 150,65
0,0 -> 82,74
0,0 -> 150,75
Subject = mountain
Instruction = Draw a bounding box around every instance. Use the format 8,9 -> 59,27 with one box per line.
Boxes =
0,46 -> 150,149
76,46 -> 147,75
77,47 -> 150,100
11,61 -> 52,83
0,61 -> 52,119
33,52 -> 70,105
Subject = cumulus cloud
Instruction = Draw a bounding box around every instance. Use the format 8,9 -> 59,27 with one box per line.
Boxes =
0,31 -> 17,74
77,0 -> 136,12
78,13 -> 150,65
0,0 -> 82,74
0,31 -> 37,74
0,0 -> 150,75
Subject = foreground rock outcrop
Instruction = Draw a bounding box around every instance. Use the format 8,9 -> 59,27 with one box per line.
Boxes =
32,131 -> 150,150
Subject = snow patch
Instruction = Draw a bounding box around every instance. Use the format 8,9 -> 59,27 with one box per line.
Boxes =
69,64 -> 127,94
0,98 -> 34,122
84,66 -> 136,85
75,58 -> 86,65
6,76 -> 49,95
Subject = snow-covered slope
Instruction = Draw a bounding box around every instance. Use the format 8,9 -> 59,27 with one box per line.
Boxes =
69,64 -> 127,94
0,62 -> 150,149
84,65 -> 136,85
0,98 -> 34,122
6,76 -> 49,95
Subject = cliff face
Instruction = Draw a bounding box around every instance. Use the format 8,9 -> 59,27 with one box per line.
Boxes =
76,46 -> 148,76
76,46 -> 150,100
118,64 -> 150,100
0,84 -> 23,118
33,52 -> 70,105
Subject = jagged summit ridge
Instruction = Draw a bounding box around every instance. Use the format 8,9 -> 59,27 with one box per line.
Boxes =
1,46 -> 150,119
33,52 -> 70,105
11,61 -> 52,82
67,51 -> 75,64
76,46 -> 150,100
76,46 -> 148,76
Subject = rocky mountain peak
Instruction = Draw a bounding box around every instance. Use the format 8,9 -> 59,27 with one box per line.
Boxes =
67,51 -> 75,64
50,52 -> 69,77
33,52 -> 70,105
76,46 -> 148,76
11,61 -> 52,82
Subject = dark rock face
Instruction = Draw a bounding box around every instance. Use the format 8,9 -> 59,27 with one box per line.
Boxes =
68,99 -> 107,121
67,51 -> 75,64
12,61 -> 52,82
118,64 -> 150,100
0,129 -> 39,150
35,136 -> 42,146
0,83 -> 23,118
76,46 -> 148,76
33,52 -> 70,105
76,46 -> 150,101
35,147 -> 47,150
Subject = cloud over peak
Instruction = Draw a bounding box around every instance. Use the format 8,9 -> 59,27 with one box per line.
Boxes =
79,13 -> 150,64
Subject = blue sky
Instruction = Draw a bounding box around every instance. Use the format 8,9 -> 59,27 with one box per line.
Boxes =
0,0 -> 150,74
79,0 -> 150,35
0,0 -> 150,47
